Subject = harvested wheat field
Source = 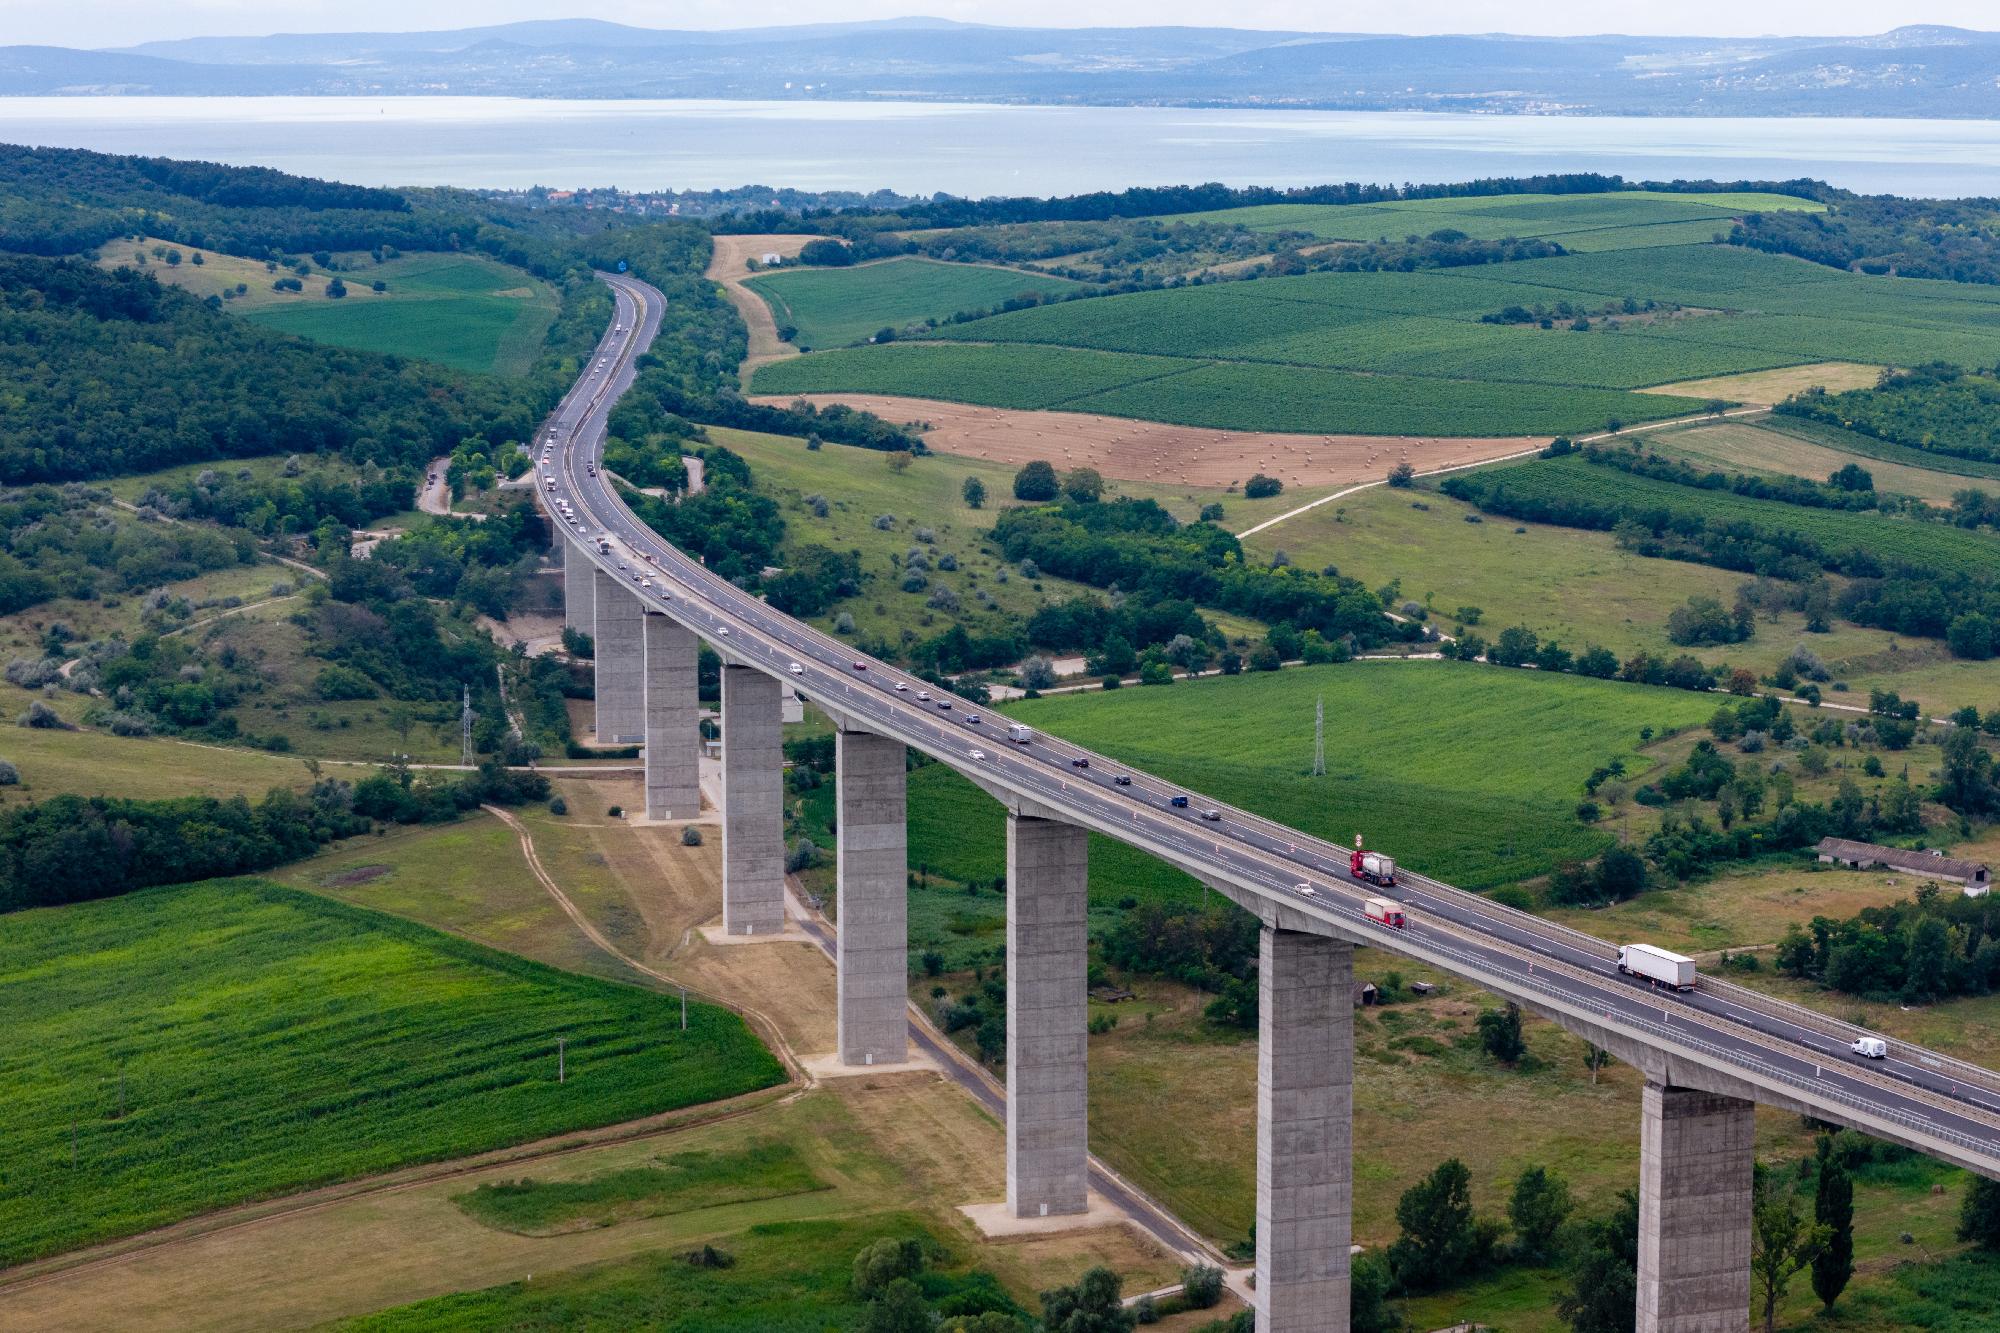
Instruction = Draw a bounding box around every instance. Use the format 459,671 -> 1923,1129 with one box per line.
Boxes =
754,392 -> 1544,489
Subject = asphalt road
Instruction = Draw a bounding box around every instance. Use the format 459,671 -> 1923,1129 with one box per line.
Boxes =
540,271 -> 2000,1171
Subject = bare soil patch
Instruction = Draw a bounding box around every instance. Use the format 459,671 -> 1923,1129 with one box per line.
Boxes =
707,234 -> 812,382
754,392 -> 1543,489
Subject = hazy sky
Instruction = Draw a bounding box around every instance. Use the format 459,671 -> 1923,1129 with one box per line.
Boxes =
8,0 -> 1998,50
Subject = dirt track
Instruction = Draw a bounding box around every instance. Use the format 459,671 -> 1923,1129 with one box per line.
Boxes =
706,234 -> 811,383
752,392 -> 1545,489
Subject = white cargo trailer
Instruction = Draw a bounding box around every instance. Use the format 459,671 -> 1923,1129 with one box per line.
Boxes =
1617,943 -> 1697,991
1007,724 -> 1033,745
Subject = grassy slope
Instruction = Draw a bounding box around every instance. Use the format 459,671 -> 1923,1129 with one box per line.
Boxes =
0,879 -> 783,1266
110,242 -> 559,376
744,256 -> 1082,349
717,427 -> 1273,647
1241,481 -> 2000,713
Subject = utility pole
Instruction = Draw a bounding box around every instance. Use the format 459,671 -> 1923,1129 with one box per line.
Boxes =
1313,695 -> 1325,777
680,986 -> 688,1031
460,684 -> 475,768
557,1037 -> 566,1084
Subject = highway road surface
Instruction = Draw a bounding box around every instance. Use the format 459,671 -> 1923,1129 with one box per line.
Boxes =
538,271 -> 2000,1174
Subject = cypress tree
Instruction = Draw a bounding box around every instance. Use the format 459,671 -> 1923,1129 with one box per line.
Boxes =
1811,1138 -> 1855,1312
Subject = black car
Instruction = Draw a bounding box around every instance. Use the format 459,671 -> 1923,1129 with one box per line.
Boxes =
1070,756 -> 1089,769
1113,774 -> 1132,786
1169,795 -> 1189,808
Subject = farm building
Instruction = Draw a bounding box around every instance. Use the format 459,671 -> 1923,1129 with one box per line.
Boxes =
1814,838 -> 1990,888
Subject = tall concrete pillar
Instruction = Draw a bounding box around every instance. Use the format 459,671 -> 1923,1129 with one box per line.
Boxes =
1638,1083 -> 1755,1333
562,538 -> 594,635
1006,812 -> 1089,1218
1257,927 -> 1353,1333
591,568 -> 644,743
642,613 -> 700,820
720,665 -> 785,935
836,728 -> 908,1065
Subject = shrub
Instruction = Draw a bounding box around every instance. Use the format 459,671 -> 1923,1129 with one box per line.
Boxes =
0,759 -> 18,785
834,612 -> 856,634
18,701 -> 67,729
1181,1263 -> 1224,1309
1244,473 -> 1282,499
1388,461 -> 1417,487
607,804 -> 624,818
681,825 -> 703,846
548,795 -> 568,815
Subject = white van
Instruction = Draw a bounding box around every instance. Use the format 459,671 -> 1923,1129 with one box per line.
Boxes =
1852,1037 -> 1888,1060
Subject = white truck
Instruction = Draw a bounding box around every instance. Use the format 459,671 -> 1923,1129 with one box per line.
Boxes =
1617,943 -> 1697,992
1851,1036 -> 1888,1060
1007,724 -> 1033,745
1363,897 -> 1408,929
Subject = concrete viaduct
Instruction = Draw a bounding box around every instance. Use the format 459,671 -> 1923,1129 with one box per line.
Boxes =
538,272 -> 2000,1332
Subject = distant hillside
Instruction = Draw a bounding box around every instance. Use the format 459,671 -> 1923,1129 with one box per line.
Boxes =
4,20 -> 2000,116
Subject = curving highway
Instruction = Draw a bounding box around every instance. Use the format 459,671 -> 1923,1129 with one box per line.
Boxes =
544,272 -> 2000,1177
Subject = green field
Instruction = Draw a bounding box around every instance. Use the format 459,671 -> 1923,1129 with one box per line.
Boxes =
752,242 -> 2000,437
1459,452 -> 2000,578
744,256 -> 1083,349
337,1213 -> 967,1332
1169,189 -> 1821,247
238,253 -> 558,376
754,342 -> 1702,437
0,879 -> 783,1265
908,662 -> 1715,899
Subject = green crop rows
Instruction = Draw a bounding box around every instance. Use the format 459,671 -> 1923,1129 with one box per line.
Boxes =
744,256 -> 1083,349
0,879 -> 784,1265
1470,454 -> 2000,577
751,238 -> 2000,437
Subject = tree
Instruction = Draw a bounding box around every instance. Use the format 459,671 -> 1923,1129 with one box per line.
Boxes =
1477,1001 -> 1527,1064
1245,472 -> 1283,498
1508,1165 -> 1573,1264
1350,1252 -> 1399,1333
1557,1190 -> 1638,1333
1039,1265 -> 1133,1333
1388,1157 -> 1485,1292
1180,1263 -> 1224,1309
325,276 -> 347,299
1751,1165 -> 1830,1333
1828,462 -> 1874,492
1582,1044 -> 1612,1085
1062,467 -> 1105,503
962,476 -> 986,509
853,1236 -> 924,1297
1810,1138 -> 1854,1313
1948,612 -> 1995,660
1388,462 -> 1416,488
864,1278 -> 934,1333
1018,655 -> 1058,691
1959,1175 -> 2000,1249
1014,460 -> 1059,501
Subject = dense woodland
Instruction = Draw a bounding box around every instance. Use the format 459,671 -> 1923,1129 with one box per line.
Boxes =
1779,363 -> 2000,466
1732,196 -> 2000,285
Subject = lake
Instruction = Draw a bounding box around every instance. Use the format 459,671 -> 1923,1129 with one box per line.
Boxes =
6,97 -> 2000,197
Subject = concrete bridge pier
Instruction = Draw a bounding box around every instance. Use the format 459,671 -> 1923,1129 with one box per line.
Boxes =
835,726 -> 909,1065
720,664 -> 785,935
641,613 -> 700,821
562,538 -> 594,635
1257,926 -> 1353,1333
1006,811 -> 1090,1218
590,568 -> 644,744
1637,1083 -> 1755,1333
